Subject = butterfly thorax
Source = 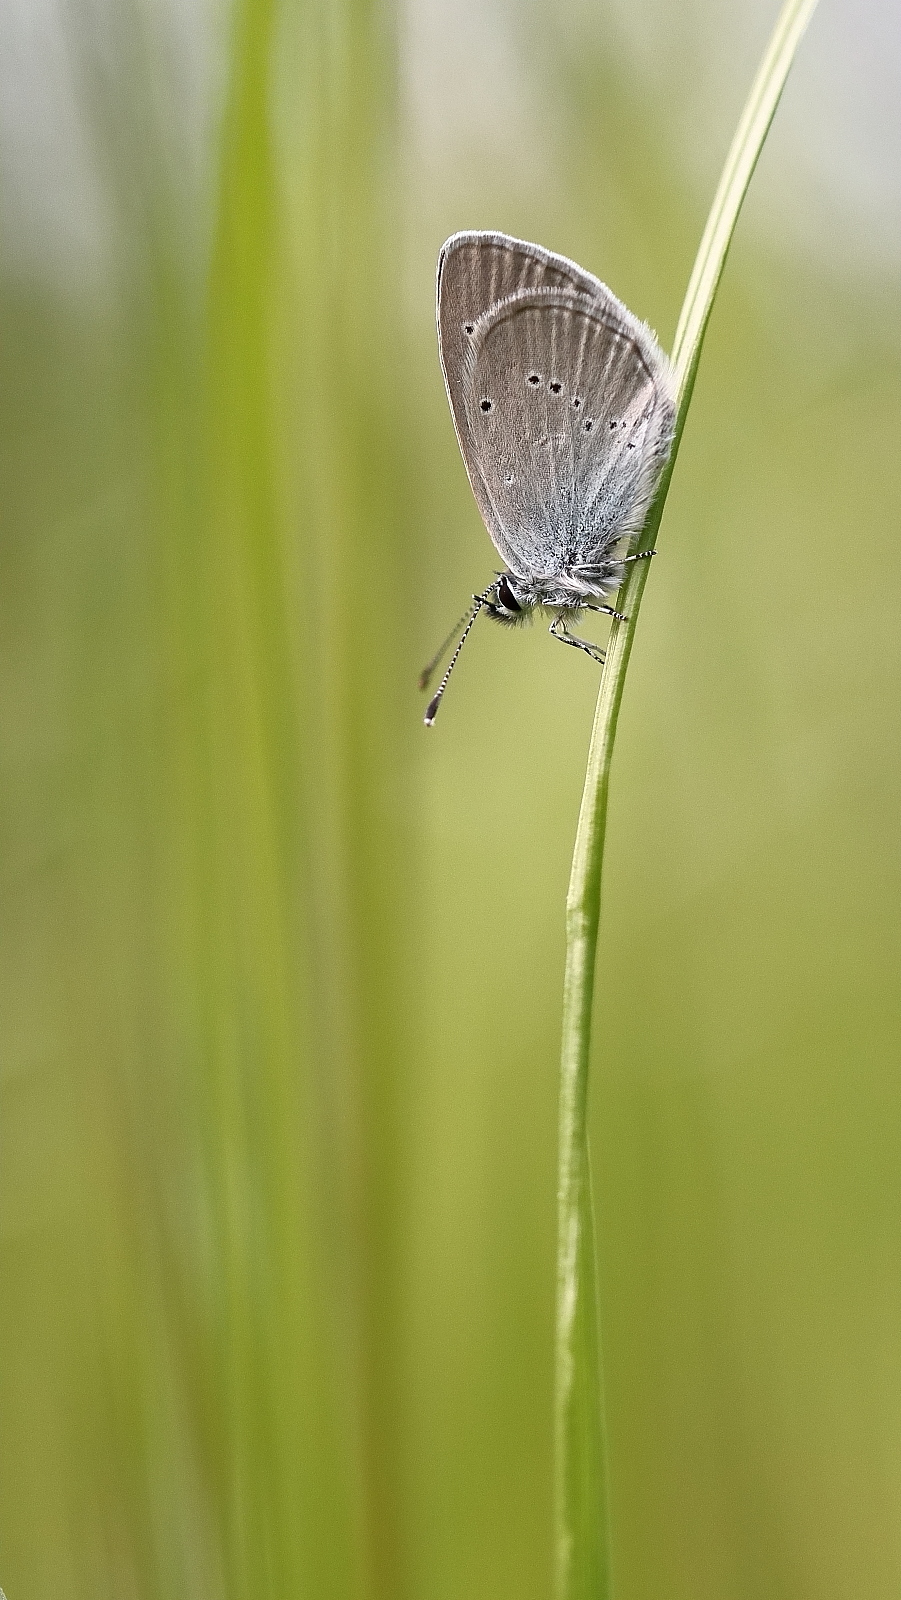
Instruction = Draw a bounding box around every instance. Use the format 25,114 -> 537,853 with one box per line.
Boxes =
484,562 -> 625,623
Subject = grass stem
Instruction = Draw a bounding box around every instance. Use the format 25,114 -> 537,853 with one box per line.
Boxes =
554,3 -> 820,1595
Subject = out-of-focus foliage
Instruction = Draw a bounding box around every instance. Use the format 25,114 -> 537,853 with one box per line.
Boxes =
0,1 -> 899,1598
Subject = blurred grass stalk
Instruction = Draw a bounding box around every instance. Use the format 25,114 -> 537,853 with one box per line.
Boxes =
554,1 -> 820,1595
119,0 -> 407,1593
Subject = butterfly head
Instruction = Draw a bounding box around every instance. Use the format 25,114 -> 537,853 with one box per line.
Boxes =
482,573 -> 533,626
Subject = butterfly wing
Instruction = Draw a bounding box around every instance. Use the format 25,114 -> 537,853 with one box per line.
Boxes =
437,232 -> 604,567
437,233 -> 676,583
437,232 -> 603,410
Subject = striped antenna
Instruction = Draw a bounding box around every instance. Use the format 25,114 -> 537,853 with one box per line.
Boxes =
422,585 -> 497,726
418,603 -> 478,692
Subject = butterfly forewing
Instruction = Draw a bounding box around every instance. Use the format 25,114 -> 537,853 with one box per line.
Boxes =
437,231 -> 676,584
438,234 -> 604,554
437,232 -> 598,405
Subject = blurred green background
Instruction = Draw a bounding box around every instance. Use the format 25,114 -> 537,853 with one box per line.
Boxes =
1,0 -> 900,1596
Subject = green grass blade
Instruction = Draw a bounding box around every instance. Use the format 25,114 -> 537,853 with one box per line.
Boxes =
554,3 -> 820,1597
671,0 -> 822,403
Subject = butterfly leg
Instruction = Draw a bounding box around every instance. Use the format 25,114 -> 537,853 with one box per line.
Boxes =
549,615 -> 606,665
622,548 -> 656,562
584,602 -> 628,622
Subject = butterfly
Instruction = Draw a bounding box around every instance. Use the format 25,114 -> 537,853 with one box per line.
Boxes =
421,231 -> 676,724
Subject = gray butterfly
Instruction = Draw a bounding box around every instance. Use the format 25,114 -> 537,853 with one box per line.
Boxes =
421,231 -> 676,724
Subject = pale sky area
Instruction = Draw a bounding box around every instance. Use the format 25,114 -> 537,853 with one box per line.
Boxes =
0,0 -> 898,292
403,0 -> 901,279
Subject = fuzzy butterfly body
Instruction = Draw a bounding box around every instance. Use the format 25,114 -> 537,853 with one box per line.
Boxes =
423,232 -> 676,723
